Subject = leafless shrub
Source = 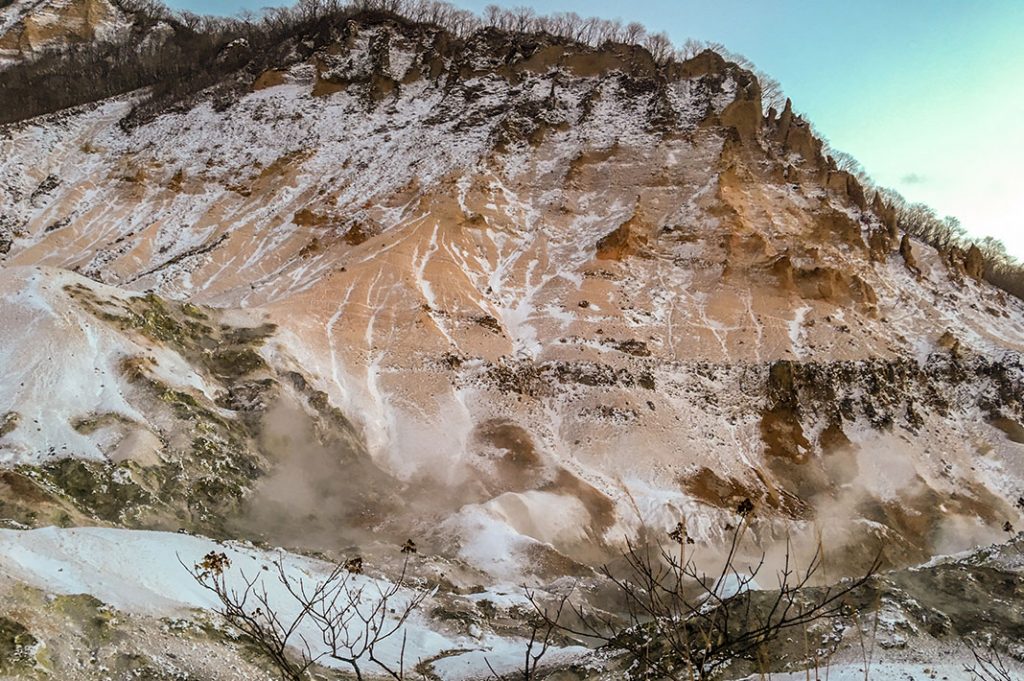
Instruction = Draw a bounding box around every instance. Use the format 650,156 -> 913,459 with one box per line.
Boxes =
966,646 -> 1017,681
528,506 -> 880,680
186,549 -> 430,681
485,590 -> 571,681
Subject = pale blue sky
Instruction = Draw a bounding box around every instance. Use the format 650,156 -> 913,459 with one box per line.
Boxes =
167,0 -> 1024,258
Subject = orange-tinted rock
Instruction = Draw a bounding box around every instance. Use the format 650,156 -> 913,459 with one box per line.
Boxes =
771,255 -> 796,290
777,98 -> 794,135
761,406 -> 812,463
720,80 -> 763,141
596,211 -> 648,260
293,208 -> 331,227
819,419 -> 852,451
368,73 -> 398,101
788,263 -> 877,311
674,49 -> 729,79
682,466 -> 807,518
847,175 -> 868,210
872,193 -> 898,239
966,244 -> 985,279
813,209 -> 867,253
0,0 -> 126,62
937,330 -> 960,352
253,69 -> 287,91
761,361 -> 811,463
519,42 -> 658,79
867,227 -> 893,263
773,98 -> 823,164
826,170 -> 867,210
900,234 -> 920,275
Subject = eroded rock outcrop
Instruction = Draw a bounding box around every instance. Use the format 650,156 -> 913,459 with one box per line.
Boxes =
872,192 -> 898,238
769,98 -> 824,163
900,233 -> 920,275
595,207 -> 649,260
0,0 -> 129,65
966,243 -> 986,279
825,169 -> 868,210
1,9 -> 1023,603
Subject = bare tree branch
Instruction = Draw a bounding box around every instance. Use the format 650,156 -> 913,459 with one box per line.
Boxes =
184,548 -> 430,680
527,508 -> 880,680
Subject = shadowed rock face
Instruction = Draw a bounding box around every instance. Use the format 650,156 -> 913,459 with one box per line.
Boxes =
1,13 -> 1024,588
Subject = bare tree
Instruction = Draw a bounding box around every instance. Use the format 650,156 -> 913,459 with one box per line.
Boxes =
187,550 -> 430,681
757,71 -> 786,113
830,149 -> 865,175
622,21 -> 646,45
529,504 -> 881,680
175,10 -> 203,31
675,38 -> 703,61
508,6 -> 538,33
939,215 -> 967,250
643,31 -> 674,65
976,236 -> 1014,268
594,18 -> 624,45
482,4 -> 502,27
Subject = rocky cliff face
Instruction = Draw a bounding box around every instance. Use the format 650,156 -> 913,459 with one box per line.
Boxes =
2,4 -> 1024,630
0,0 -> 131,66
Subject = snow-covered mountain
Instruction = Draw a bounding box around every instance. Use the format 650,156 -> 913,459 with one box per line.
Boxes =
2,3 -> 1024,678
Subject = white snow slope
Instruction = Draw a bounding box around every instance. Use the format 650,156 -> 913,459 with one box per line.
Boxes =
0,525 -> 586,679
